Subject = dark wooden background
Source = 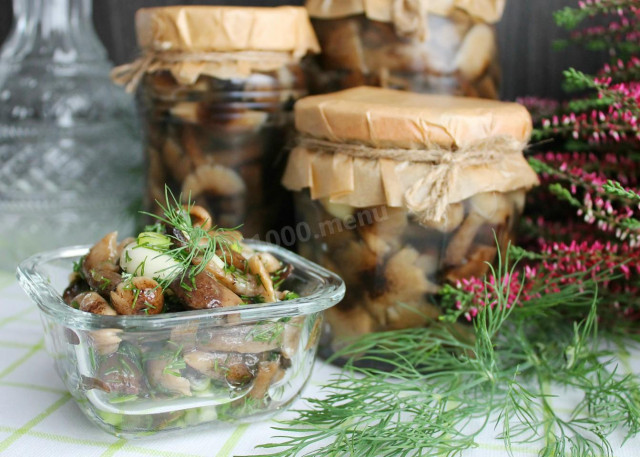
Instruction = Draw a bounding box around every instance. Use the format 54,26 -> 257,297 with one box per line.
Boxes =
0,0 -> 605,101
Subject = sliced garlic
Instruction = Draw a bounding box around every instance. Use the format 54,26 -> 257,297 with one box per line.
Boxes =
120,242 -> 181,281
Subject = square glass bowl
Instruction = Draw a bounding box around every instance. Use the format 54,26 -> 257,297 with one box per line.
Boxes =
17,240 -> 345,438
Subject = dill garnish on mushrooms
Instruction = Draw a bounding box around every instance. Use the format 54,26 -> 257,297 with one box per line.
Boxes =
140,188 -> 241,290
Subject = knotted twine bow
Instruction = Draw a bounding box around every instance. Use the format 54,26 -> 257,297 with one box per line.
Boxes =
111,50 -> 297,93
298,135 -> 526,222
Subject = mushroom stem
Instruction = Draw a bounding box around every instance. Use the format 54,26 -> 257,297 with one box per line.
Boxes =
445,192 -> 511,266
146,356 -> 192,397
82,232 -> 122,295
248,255 -> 277,303
444,212 -> 485,266
249,361 -> 281,401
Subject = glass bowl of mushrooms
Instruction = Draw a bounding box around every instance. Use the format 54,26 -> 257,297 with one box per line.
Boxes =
16,198 -> 345,438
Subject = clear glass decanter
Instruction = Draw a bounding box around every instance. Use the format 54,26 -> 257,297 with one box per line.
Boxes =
0,0 -> 143,270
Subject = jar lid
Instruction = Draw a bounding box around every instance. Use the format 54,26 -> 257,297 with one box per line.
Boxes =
284,87 -> 538,223
113,6 -> 320,90
135,6 -> 320,56
294,86 -> 532,149
306,0 -> 506,25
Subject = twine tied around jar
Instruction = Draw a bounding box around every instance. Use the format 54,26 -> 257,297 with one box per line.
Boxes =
111,50 -> 298,93
297,135 -> 527,222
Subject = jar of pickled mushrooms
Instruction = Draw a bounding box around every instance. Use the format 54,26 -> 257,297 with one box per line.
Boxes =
306,0 -> 505,98
112,6 -> 320,238
282,86 -> 539,355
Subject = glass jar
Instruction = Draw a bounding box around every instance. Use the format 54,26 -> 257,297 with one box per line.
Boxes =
282,87 -> 539,357
0,0 -> 143,271
141,67 -> 307,238
294,189 -> 524,355
116,6 -> 320,240
307,2 -> 503,98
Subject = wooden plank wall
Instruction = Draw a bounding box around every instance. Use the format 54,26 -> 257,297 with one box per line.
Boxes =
0,0 -> 605,101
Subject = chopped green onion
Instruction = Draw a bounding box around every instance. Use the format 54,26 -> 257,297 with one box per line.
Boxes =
109,394 -> 138,404
284,292 -> 300,301
137,232 -> 172,251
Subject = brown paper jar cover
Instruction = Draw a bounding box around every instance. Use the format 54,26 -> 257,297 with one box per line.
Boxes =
305,0 -> 506,28
283,87 -> 539,217
136,6 -> 321,55
115,6 -> 321,86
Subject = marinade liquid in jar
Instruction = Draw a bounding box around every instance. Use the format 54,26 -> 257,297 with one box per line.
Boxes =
306,0 -> 505,98
113,6 -> 320,239
282,87 -> 539,357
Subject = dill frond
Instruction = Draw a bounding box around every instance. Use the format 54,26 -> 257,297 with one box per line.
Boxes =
249,248 -> 640,457
141,187 -> 241,289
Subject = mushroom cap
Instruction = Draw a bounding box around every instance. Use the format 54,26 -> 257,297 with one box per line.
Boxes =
319,198 -> 354,221
184,351 -> 258,387
82,232 -> 121,294
74,292 -> 117,316
468,192 -> 511,224
146,356 -> 192,397
170,270 -> 243,310
88,329 -> 122,355
110,277 -> 165,315
419,202 -> 465,233
454,23 -> 496,81
97,351 -> 143,395
186,204 -> 213,231
256,252 -> 282,274
182,164 -> 246,198
162,137 -> 193,181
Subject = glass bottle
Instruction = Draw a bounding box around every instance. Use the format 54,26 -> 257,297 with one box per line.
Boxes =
0,0 -> 143,271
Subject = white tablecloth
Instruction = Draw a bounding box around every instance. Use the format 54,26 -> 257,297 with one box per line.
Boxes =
1,274 -> 639,457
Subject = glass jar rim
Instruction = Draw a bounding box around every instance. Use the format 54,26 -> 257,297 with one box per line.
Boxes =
17,239 -> 345,331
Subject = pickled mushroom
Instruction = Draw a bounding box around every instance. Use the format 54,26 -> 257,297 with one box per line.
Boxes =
73,292 -> 117,316
110,277 -> 164,315
182,164 -> 246,199
146,355 -> 192,397
445,192 -> 511,266
184,351 -> 258,387
419,203 -> 464,233
82,232 -> 122,295
60,192 -> 308,415
88,328 -> 122,355
62,277 -> 89,305
199,324 -> 281,354
170,270 -> 243,310
363,247 -> 440,329
248,255 -> 277,303
97,347 -> 143,395
249,361 -> 281,401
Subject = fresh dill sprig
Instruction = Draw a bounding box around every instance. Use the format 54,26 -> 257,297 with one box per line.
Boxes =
249,248 -> 640,457
141,187 -> 240,289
